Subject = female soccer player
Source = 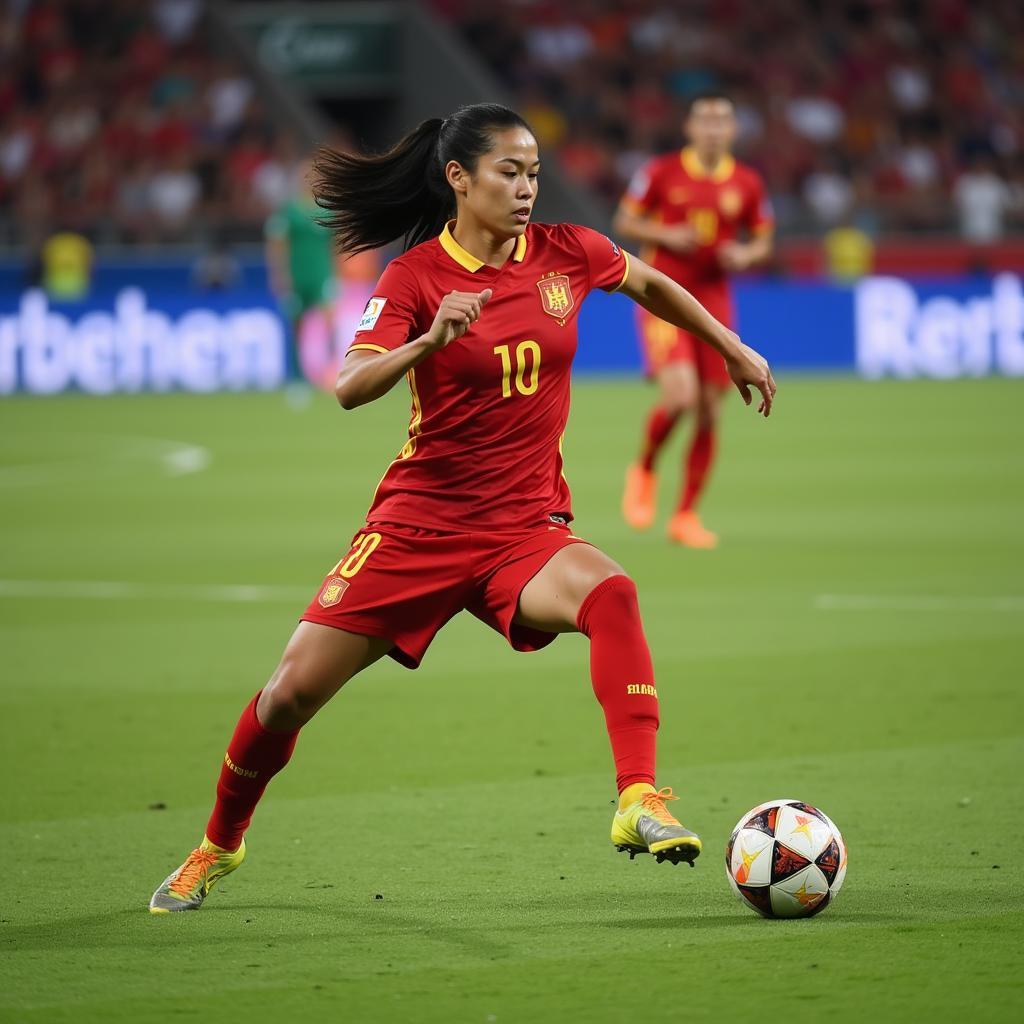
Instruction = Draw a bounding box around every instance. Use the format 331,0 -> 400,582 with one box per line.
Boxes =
150,103 -> 775,913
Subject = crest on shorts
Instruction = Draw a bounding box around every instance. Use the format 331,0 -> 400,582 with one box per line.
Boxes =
537,273 -> 574,323
719,188 -> 743,217
318,576 -> 349,608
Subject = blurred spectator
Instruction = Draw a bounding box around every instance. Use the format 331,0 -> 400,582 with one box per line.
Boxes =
39,229 -> 92,299
148,149 -> 201,234
152,0 -> 202,45
824,224 -> 874,283
0,0 -> 293,245
954,155 -> 1015,243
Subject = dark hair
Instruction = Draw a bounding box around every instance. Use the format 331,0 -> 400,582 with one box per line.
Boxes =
313,103 -> 534,255
686,90 -> 734,114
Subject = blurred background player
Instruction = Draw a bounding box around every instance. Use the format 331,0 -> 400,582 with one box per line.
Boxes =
614,93 -> 774,548
264,156 -> 337,396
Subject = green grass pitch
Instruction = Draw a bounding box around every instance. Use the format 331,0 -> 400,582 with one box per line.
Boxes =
1,375 -> 1022,1022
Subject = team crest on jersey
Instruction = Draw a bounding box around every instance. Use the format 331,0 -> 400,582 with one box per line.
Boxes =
719,188 -> 743,217
669,186 -> 690,204
537,273 -> 574,323
317,576 -> 349,608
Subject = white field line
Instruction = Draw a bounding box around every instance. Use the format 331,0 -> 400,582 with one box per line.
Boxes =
0,435 -> 210,486
0,579 -> 309,603
815,594 -> 1024,613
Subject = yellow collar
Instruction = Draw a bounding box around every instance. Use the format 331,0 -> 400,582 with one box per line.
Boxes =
680,147 -> 735,183
439,221 -> 527,272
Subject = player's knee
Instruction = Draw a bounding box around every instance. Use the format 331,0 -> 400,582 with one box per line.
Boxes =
578,573 -> 641,633
659,385 -> 700,415
697,397 -> 721,429
259,660 -> 324,729
663,389 -> 697,417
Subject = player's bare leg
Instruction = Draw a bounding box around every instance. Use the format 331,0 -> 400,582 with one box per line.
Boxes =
623,361 -> 697,530
515,544 -> 701,865
150,625 -> 392,912
668,382 -> 725,548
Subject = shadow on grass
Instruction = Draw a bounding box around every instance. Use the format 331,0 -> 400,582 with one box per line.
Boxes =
0,896 -> 926,957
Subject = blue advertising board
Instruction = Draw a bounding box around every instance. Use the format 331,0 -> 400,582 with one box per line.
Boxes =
2,261 -> 1022,394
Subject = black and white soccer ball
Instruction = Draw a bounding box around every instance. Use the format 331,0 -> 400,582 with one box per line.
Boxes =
726,799 -> 848,919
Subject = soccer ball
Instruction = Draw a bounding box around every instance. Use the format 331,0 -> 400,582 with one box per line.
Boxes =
725,799 -> 847,919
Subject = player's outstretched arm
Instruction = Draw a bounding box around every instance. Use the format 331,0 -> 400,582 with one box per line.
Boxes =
618,254 -> 777,417
336,288 -> 492,409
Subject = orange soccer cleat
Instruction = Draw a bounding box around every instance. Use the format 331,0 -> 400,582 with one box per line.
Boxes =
622,465 -> 657,530
667,510 -> 718,549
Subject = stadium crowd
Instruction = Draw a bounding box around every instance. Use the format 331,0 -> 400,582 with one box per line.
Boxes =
436,0 -> 1024,239
0,0 -> 300,246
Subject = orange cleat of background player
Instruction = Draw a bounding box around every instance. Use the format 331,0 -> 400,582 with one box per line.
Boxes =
614,92 -> 774,548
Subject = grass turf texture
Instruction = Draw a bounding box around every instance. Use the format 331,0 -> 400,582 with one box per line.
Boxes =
1,376 -> 1022,1023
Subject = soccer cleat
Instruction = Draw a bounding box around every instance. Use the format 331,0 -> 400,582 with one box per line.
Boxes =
667,510 -> 718,549
149,836 -> 246,913
622,464 -> 657,530
611,786 -> 702,866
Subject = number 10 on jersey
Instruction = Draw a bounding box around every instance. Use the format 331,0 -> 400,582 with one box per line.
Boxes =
493,341 -> 541,398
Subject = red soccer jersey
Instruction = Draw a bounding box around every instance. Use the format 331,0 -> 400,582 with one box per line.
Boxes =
347,222 -> 629,531
620,147 -> 773,291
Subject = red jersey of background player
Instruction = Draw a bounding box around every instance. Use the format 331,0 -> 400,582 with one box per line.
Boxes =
347,221 -> 629,531
620,147 -> 773,296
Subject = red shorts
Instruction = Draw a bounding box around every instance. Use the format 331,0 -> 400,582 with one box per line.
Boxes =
300,519 -> 591,669
637,286 -> 734,387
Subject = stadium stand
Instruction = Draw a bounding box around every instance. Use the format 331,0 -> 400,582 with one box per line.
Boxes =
434,0 -> 1024,237
0,0 -> 301,246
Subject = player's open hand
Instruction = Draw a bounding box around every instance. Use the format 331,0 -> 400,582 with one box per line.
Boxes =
726,340 -> 777,417
425,288 -> 493,350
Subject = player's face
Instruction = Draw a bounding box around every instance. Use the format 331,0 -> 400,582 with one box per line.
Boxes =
685,99 -> 737,160
455,128 -> 540,238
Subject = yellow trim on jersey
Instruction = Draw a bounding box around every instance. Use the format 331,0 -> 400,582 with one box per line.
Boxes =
399,367 -> 423,460
680,147 -> 735,183
365,367 -> 424,508
610,250 -> 631,292
347,342 -> 389,354
439,221 -> 527,272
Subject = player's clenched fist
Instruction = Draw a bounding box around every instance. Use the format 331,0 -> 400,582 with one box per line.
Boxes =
424,288 -> 493,349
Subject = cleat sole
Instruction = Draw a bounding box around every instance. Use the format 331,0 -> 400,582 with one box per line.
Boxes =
615,841 -> 701,866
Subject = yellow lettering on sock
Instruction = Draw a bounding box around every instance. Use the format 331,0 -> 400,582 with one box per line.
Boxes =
224,753 -> 259,779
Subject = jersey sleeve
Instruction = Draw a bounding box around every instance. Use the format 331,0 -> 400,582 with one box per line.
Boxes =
742,172 -> 775,235
347,258 -> 420,354
618,160 -> 660,216
569,224 -> 631,294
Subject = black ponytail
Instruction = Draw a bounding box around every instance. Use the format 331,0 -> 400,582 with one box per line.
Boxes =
313,103 -> 534,255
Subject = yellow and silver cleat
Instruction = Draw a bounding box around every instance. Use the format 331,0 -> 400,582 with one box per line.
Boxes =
149,836 -> 246,913
611,786 -> 702,866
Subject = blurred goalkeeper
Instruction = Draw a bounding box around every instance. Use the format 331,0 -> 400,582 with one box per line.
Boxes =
264,157 -> 337,385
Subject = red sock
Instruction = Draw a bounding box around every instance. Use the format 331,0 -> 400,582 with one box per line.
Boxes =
680,424 -> 716,512
639,406 -> 680,472
205,692 -> 299,850
576,575 -> 658,793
